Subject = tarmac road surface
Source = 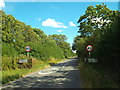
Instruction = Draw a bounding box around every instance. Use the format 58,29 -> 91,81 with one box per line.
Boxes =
2,57 -> 81,89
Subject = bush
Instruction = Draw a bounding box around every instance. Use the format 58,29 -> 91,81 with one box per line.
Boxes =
2,56 -> 18,70
2,43 -> 18,56
26,42 -> 64,61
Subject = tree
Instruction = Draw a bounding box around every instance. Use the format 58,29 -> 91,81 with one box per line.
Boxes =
49,34 -> 73,58
49,34 -> 67,45
1,10 -> 74,71
73,4 -> 120,85
77,3 -> 118,38
33,28 -> 47,39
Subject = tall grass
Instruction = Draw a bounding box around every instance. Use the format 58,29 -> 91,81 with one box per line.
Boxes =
2,57 -> 65,85
2,61 -> 48,84
78,60 -> 119,88
2,42 -> 72,85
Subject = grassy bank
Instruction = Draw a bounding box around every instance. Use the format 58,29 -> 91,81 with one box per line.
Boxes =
2,58 -> 66,85
78,60 -> 119,88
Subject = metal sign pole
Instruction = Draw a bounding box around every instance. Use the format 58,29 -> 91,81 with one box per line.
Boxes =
27,52 -> 29,58
86,45 -> 93,62
89,51 -> 90,59
25,46 -> 31,58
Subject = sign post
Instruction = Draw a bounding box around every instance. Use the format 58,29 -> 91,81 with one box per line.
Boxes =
27,52 -> 29,57
16,46 -> 32,69
25,46 -> 31,57
85,45 -> 98,63
89,52 -> 91,58
86,45 -> 93,59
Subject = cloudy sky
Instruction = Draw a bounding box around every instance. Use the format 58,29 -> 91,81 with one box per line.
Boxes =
1,0 -> 119,46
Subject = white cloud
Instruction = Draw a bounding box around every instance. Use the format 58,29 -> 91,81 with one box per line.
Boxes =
69,22 -> 76,26
0,0 -> 5,10
62,26 -> 67,28
38,18 -> 41,21
42,18 -> 68,28
57,30 -> 63,32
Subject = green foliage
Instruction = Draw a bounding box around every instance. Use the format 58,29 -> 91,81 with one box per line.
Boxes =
93,13 -> 120,84
2,57 -> 66,84
26,41 -> 64,60
2,43 -> 18,56
1,10 -> 74,71
73,37 -> 86,58
79,60 -> 119,88
2,61 -> 49,84
2,56 -> 18,70
73,3 -> 120,87
49,34 -> 74,58
49,34 -> 67,42
77,3 -> 117,38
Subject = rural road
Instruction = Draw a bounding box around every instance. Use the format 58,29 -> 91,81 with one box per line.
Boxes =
2,57 -> 81,89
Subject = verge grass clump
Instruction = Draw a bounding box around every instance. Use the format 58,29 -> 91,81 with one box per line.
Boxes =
78,60 -> 119,88
2,57 -> 66,85
2,61 -> 48,84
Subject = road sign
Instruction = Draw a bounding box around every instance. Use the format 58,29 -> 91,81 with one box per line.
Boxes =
17,59 -> 32,69
18,59 -> 28,63
86,45 -> 93,52
25,46 -> 31,52
84,58 -> 98,63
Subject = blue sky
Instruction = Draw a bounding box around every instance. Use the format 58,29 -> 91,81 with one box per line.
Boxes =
1,1 -> 119,46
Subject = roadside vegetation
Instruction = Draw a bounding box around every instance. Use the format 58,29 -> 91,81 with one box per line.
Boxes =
1,10 -> 75,84
72,3 -> 120,88
2,58 -> 65,84
78,60 -> 119,88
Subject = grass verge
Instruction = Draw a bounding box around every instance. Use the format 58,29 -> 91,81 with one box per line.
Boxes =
2,58 -> 67,85
78,60 -> 119,88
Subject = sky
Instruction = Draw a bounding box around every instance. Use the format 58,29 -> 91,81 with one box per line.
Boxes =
0,0 -> 119,46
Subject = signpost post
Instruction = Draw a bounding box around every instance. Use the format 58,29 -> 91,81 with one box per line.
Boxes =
86,45 -> 93,60
85,45 -> 98,63
17,46 -> 32,69
25,46 -> 31,57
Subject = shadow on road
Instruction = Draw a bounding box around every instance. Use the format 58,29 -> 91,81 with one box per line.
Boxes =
2,58 -> 80,89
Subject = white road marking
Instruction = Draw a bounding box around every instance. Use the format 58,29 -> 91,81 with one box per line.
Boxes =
38,68 -> 59,75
